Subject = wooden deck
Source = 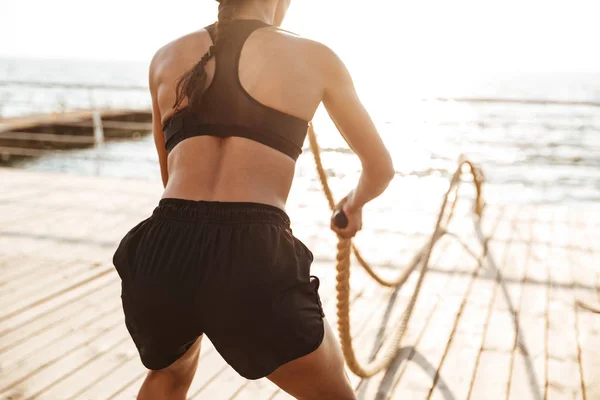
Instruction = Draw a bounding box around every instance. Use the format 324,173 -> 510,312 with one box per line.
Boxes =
0,110 -> 152,160
0,167 -> 599,400
0,109 -> 151,134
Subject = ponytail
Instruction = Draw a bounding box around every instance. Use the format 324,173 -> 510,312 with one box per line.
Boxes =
173,0 -> 243,112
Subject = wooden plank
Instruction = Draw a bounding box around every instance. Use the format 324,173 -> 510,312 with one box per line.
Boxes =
431,329 -> 481,400
428,206 -> 515,400
66,120 -> 152,131
0,282 -> 119,354
0,186 -> 54,204
189,361 -> 249,400
482,309 -> 515,352
356,234 -> 476,399
469,350 -> 512,400
0,312 -> 125,396
519,208 -> 552,399
3,329 -> 130,400
547,296 -> 579,361
547,384 -> 584,400
31,339 -> 137,399
0,131 -> 95,144
545,210 -> 584,399
0,109 -> 149,133
5,207 -> 124,243
393,272 -> 473,400
0,266 -> 114,322
351,238 -> 457,399
399,219 -> 495,400
0,260 -> 103,303
351,270 -> 436,396
228,379 -> 281,400
0,256 -> 54,283
70,352 -> 145,400
0,253 -> 96,287
508,315 -> 547,399
0,145 -> 76,157
509,351 -> 545,400
547,358 -> 585,400
567,208 -> 600,400
107,371 -> 151,399
0,233 -> 56,259
0,272 -> 118,334
0,298 -> 120,368
136,343 -> 226,400
506,206 -> 546,400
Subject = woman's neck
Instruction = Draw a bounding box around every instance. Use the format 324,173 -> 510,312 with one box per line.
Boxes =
232,2 -> 275,25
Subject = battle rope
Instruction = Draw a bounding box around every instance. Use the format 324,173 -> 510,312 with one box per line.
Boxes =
577,300 -> 600,313
307,123 -> 487,377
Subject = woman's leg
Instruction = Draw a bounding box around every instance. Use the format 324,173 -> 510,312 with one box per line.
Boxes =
267,319 -> 356,400
137,336 -> 202,400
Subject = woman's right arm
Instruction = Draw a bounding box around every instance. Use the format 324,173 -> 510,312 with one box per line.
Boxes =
149,54 -> 169,188
319,46 -> 395,238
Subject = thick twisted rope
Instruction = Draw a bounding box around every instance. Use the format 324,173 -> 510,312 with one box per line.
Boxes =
307,123 -> 486,377
577,300 -> 600,313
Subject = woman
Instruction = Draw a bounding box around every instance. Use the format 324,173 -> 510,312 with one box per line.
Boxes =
113,0 -> 394,398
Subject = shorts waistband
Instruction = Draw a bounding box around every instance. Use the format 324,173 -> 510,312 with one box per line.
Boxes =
153,198 -> 291,226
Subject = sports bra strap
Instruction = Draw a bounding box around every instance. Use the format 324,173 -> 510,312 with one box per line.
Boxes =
163,19 -> 309,161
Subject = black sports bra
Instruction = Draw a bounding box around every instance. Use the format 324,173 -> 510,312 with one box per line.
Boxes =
162,19 -> 310,161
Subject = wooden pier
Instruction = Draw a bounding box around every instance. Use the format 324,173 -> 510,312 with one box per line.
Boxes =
0,167 -> 599,399
0,110 -> 152,160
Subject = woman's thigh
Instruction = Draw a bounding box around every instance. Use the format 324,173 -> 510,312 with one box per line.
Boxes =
156,335 -> 203,382
267,319 -> 356,400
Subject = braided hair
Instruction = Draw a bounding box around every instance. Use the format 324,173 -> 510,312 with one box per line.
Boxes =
173,0 -> 245,112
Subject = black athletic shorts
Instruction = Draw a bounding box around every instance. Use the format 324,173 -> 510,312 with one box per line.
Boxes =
112,198 -> 325,379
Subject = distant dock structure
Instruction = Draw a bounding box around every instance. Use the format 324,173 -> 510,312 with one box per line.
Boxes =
0,80 -> 152,161
0,109 -> 152,160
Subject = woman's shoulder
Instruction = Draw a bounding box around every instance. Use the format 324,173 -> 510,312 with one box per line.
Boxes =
153,28 -> 212,61
148,27 -> 213,77
257,26 -> 341,68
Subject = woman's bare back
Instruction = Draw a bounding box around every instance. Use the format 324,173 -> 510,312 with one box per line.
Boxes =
149,24 -> 326,209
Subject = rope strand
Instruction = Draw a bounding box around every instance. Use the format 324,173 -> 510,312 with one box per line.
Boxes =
310,121 -> 598,377
308,123 -> 488,377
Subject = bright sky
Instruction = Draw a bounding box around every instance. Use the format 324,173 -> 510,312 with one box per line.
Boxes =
2,0 -> 599,74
